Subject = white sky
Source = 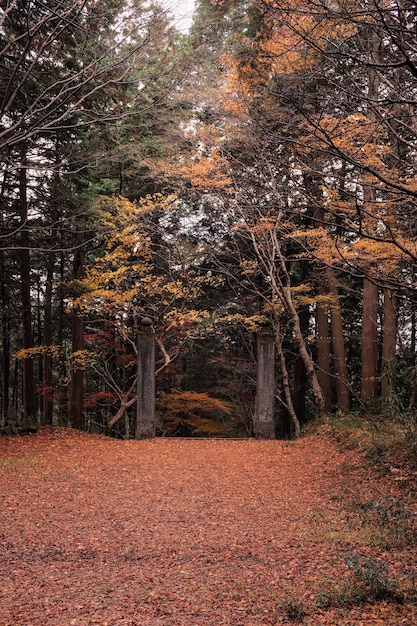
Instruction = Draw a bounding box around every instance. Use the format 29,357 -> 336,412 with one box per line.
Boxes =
162,0 -> 196,32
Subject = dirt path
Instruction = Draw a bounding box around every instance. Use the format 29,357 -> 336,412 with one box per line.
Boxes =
0,429 -> 416,625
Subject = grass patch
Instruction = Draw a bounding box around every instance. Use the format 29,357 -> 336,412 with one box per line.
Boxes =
306,414 -> 417,550
316,551 -> 404,609
277,594 -> 307,622
313,412 -> 417,496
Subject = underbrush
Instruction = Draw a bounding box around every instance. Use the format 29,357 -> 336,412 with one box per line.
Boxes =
316,552 -> 405,609
277,551 -> 416,623
312,411 -> 417,498
308,411 -> 417,553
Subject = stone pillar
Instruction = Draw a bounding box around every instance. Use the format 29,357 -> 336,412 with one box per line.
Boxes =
136,317 -> 156,439
254,329 -> 276,439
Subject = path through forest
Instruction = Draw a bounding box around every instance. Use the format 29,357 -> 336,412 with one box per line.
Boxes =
0,428 -> 416,625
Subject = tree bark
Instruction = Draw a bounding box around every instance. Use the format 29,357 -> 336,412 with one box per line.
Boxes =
361,274 -> 378,399
381,288 -> 397,398
69,245 -> 85,429
292,306 -> 309,426
360,29 -> 381,402
58,252 -> 67,423
305,175 -> 332,411
264,230 -> 325,412
272,317 -> 300,439
43,252 -> 55,424
0,253 -> 10,426
327,268 -> 350,410
317,284 -> 332,411
19,144 -> 36,423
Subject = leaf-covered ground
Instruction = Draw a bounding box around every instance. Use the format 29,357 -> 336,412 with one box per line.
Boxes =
0,428 -> 416,625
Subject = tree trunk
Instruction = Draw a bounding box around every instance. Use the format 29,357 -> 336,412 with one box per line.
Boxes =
43,252 -> 55,424
0,253 -> 10,426
19,144 -> 36,423
286,290 -> 325,412
360,30 -> 381,403
305,176 -> 332,410
136,318 -> 156,438
327,268 -> 350,410
292,306 -> 309,425
69,245 -> 85,429
254,328 -> 276,439
273,233 -> 325,413
381,288 -> 397,398
361,274 -> 378,399
272,318 -> 300,439
58,252 -> 67,423
410,307 -> 416,409
317,284 -> 332,411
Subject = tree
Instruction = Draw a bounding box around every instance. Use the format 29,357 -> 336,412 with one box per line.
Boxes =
71,194 -> 216,436
1,0 -> 185,427
205,0 -> 417,414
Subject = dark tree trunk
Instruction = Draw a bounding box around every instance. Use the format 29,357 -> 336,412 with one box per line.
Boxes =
292,306 -> 309,425
381,288 -> 397,398
317,283 -> 332,411
58,252 -> 67,422
43,252 -> 55,424
410,307 -> 416,409
360,32 -> 381,402
361,274 -> 378,399
1,253 -> 10,425
69,244 -> 85,429
19,145 -> 36,423
327,268 -> 350,411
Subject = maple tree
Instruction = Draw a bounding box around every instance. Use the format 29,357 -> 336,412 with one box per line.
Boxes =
69,193 -> 226,436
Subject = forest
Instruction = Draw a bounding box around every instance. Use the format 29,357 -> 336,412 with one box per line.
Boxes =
1,0 -> 417,441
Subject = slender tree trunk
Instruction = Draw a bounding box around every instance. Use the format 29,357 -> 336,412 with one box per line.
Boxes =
305,176 -> 332,410
19,144 -> 36,423
360,30 -> 381,403
69,244 -> 85,429
43,252 -> 55,424
248,227 -> 325,413
285,288 -> 325,412
272,316 -> 300,438
254,327 -> 276,439
273,233 -> 325,412
317,285 -> 332,410
381,288 -> 397,398
361,273 -> 378,399
1,253 -> 10,425
58,252 -> 67,422
292,306 -> 308,425
327,268 -> 350,410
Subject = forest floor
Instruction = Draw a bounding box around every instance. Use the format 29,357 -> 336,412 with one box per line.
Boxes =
0,428 -> 417,626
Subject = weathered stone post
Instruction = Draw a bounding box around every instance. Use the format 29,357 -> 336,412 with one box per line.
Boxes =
254,326 -> 276,439
136,317 -> 156,439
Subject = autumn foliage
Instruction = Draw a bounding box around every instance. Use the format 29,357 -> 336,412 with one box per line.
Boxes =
157,390 -> 232,436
